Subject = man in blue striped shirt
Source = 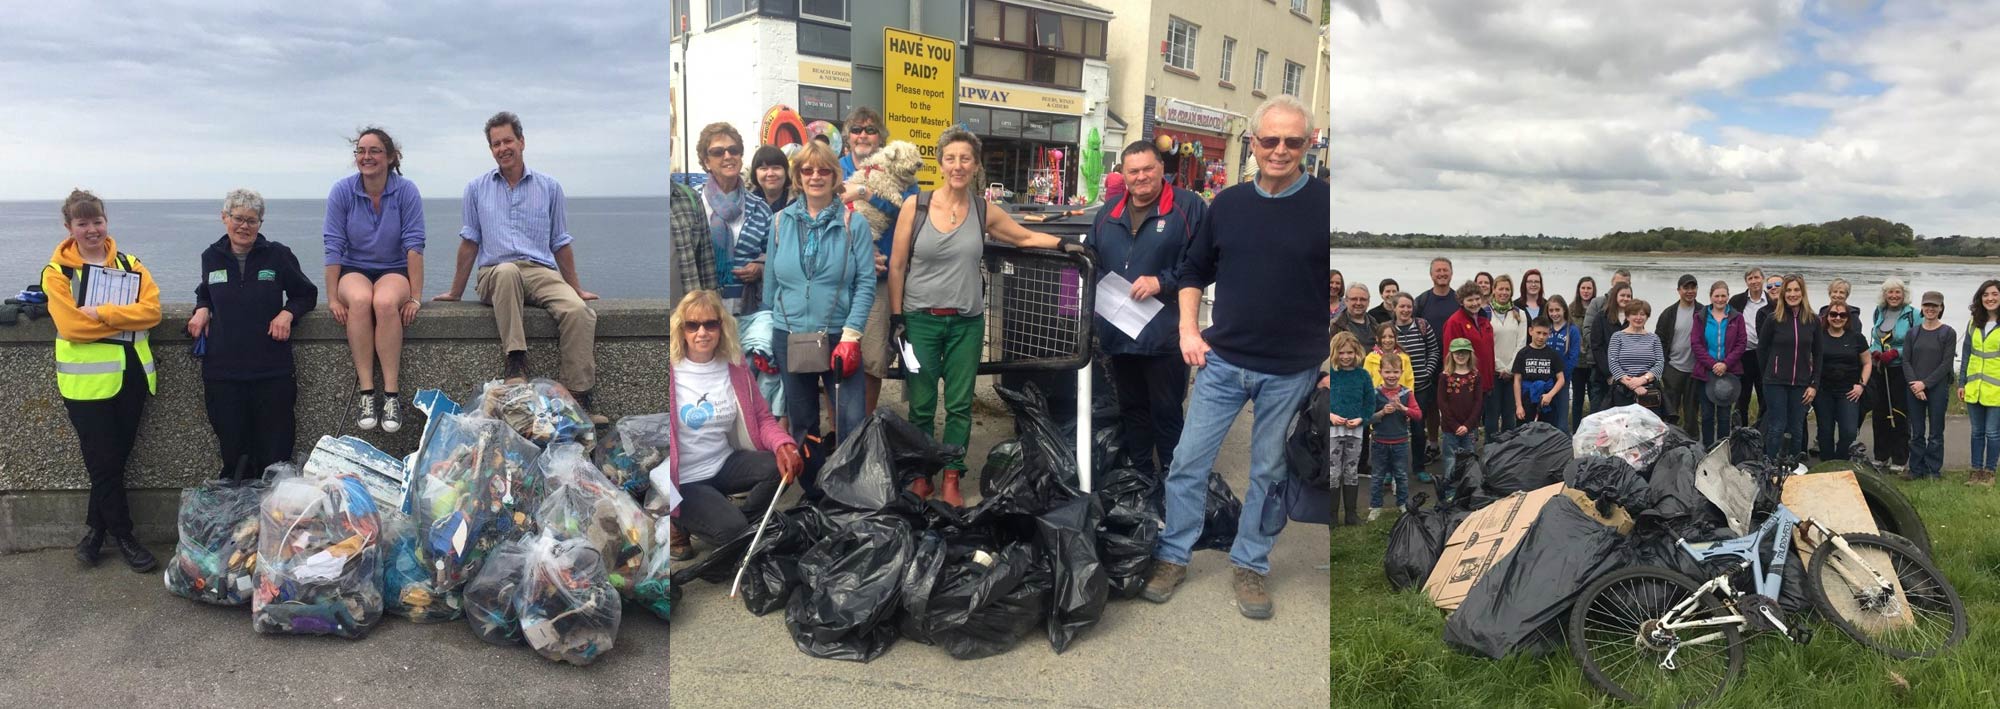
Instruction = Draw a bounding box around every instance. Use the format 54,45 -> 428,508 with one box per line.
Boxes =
436,111 -> 602,417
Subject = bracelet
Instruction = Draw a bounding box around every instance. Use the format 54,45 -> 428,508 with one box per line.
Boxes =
406,297 -> 420,305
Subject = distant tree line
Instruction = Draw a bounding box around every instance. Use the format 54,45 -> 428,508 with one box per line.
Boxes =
1334,215 -> 2000,259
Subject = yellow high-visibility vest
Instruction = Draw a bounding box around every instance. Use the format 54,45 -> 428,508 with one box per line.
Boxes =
49,255 -> 156,400
1964,321 -> 2000,406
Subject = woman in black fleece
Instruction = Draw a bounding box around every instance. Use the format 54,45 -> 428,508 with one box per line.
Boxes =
188,189 -> 318,480
1757,275 -> 1819,459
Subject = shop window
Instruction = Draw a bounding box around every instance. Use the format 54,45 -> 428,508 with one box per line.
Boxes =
799,87 -> 844,122
1166,17 -> 1198,72
1283,61 -> 1303,97
1052,117 -> 1080,143
798,21 -> 850,60
1023,114 -> 1053,141
1031,55 -> 1082,87
961,106 -> 992,135
992,110 -> 1023,137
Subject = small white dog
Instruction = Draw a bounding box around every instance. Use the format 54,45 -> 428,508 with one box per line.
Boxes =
845,140 -> 924,235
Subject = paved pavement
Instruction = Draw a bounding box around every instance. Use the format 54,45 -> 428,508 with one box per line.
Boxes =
0,551 -> 669,708
668,384 -> 1330,708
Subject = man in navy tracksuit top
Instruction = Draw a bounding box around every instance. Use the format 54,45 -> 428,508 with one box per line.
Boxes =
1083,141 -> 1207,479
189,190 -> 318,480
1141,96 -> 1328,619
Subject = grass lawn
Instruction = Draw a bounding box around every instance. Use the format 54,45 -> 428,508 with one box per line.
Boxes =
1331,471 -> 2000,708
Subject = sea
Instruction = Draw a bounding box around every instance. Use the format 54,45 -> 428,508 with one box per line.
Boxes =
3,197 -> 669,302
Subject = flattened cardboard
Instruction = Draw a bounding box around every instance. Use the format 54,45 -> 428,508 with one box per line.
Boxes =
1559,487 -> 1635,535
1781,470 -> 1912,632
1423,483 -> 1562,611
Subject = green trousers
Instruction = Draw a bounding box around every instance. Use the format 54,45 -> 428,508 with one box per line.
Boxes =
904,311 -> 983,470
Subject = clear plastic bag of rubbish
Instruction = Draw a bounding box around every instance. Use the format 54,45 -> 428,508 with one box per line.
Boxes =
1094,467 -> 1163,599
786,514 -> 917,662
476,377 -> 598,451
593,413 -> 671,498
398,412 -> 544,622
633,518 -> 673,621
898,536 -> 1050,660
535,442 -> 653,597
252,467 -> 384,639
518,532 -> 623,665
164,478 -> 266,606
1195,472 -> 1242,552
463,534 -> 535,645
1573,405 -> 1673,470
379,505 -> 430,620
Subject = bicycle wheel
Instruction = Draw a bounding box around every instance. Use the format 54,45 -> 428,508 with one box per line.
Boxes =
1808,532 -> 1967,658
1570,565 -> 1745,708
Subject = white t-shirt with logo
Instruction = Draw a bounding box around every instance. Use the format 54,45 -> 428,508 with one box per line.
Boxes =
673,358 -> 739,485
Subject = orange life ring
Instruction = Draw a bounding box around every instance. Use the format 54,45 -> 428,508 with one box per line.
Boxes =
761,105 -> 809,148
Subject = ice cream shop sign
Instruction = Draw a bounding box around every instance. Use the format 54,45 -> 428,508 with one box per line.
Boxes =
1157,98 -> 1231,133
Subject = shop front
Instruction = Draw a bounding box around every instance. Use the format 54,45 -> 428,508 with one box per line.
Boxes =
1150,98 -> 1240,195
797,58 -> 854,136
958,78 -> 1087,205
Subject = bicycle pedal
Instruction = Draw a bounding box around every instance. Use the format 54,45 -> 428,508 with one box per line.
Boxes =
1787,624 -> 1815,644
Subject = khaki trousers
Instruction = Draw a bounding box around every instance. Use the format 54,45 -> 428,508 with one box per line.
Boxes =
476,261 -> 597,392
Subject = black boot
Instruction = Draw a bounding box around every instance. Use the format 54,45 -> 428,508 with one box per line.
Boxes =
112,534 -> 157,573
504,350 -> 530,383
1341,485 -> 1362,526
573,388 -> 610,425
75,528 -> 104,568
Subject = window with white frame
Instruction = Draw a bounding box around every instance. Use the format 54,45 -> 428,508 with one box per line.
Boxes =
1220,37 -> 1236,83
708,0 -> 748,26
1166,17 -> 1198,71
1283,60 -> 1303,96
1291,0 -> 1307,14
1253,49 -> 1268,90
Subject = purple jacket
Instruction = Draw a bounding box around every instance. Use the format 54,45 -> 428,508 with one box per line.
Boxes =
665,360 -> 793,516
1690,308 -> 1746,381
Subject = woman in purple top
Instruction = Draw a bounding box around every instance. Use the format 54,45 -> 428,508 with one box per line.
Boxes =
323,127 -> 426,433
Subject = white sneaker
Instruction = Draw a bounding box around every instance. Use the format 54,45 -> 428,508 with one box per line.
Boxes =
379,395 -> 402,433
355,393 -> 378,431
1367,507 -> 1382,522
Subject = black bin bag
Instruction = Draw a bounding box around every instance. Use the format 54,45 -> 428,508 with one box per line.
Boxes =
1196,473 -> 1242,552
1384,493 -> 1447,592
1094,467 -> 1163,600
1034,495 -> 1108,652
818,411 -> 953,520
899,536 -> 1050,660
1442,495 -> 1632,659
786,514 -> 918,662
1479,422 -> 1573,495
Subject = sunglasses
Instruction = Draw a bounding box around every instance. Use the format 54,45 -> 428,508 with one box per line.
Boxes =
849,125 -> 881,136
706,144 -> 744,158
681,319 -> 723,333
1827,312 -> 1848,319
797,166 -> 836,178
1255,136 -> 1307,150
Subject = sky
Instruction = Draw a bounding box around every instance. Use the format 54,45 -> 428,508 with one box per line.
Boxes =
0,2 -> 672,200
1329,0 -> 2000,238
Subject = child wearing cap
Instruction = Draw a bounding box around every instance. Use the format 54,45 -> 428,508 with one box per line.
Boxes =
1367,356 -> 1422,521
1328,332 -> 1373,525
1436,337 -> 1482,506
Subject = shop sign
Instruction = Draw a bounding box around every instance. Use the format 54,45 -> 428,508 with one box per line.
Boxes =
958,78 -> 1085,116
798,60 -> 852,89
1157,98 -> 1233,133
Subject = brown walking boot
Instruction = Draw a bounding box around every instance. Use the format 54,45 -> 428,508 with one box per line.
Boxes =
939,469 -> 964,507
669,525 -> 694,561
1233,567 -> 1273,620
1141,560 -> 1187,603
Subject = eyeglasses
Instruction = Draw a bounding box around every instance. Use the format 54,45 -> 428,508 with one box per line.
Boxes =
797,166 -> 836,178
849,125 -> 880,136
353,147 -> 387,157
1255,136 -> 1307,150
706,144 -> 744,158
229,214 -> 262,227
681,319 -> 723,333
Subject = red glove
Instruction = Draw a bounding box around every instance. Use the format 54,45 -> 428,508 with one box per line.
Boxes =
832,341 -> 861,377
751,353 -> 779,374
775,443 -> 803,485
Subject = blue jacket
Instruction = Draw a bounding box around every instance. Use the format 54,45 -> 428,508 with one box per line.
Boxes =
1084,186 -> 1206,356
840,154 -> 921,262
1547,322 -> 1580,375
763,200 -> 877,336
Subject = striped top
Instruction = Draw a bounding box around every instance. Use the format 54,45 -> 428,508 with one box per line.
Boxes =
1395,319 -> 1441,385
1608,330 -> 1665,381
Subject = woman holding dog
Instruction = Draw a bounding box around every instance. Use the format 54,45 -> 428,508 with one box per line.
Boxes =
886,127 -> 1082,506
696,122 -> 771,315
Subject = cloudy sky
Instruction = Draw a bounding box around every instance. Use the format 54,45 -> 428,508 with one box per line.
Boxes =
0,2 -> 671,200
1330,0 -> 2000,238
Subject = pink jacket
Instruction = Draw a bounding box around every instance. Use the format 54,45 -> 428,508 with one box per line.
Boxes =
664,360 -> 794,516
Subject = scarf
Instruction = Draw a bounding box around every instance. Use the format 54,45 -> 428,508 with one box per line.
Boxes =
704,177 -> 748,284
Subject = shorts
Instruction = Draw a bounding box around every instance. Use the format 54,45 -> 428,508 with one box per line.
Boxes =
861,286 -> 891,379
339,265 -> 410,283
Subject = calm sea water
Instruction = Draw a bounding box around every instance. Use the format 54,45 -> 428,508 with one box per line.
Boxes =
1331,247 -> 2000,321
3,197 -> 668,301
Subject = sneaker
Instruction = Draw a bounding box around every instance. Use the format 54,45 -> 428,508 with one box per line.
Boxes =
355,393 -> 378,431
113,535 -> 157,573
1974,470 -> 1997,488
75,528 -> 104,568
1232,567 -> 1273,620
379,395 -> 402,433
1141,560 -> 1187,603
1367,507 -> 1382,522
504,351 -> 530,383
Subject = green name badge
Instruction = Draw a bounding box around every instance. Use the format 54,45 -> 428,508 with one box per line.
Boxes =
257,269 -> 277,281
207,269 -> 228,284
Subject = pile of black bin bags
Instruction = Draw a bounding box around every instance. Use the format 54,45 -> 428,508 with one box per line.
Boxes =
1382,422 -> 1814,659
673,384 -> 1249,662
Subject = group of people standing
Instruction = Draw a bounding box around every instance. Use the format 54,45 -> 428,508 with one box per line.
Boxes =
664,95 -> 1329,619
45,112 -> 604,573
1330,260 -> 2000,523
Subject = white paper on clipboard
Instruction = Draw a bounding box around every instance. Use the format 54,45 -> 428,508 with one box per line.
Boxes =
1094,272 -> 1163,339
81,265 -> 143,343
898,338 -> 921,374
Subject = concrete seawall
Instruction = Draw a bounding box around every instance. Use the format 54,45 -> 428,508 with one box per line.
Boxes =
1,299 -> 669,551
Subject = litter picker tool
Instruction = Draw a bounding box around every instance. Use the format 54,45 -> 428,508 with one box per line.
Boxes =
729,477 -> 790,598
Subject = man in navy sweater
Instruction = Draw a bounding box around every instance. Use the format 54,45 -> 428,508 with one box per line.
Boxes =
1142,96 -> 1328,619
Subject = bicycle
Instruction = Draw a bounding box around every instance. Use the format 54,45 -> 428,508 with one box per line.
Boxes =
1567,500 -> 1967,707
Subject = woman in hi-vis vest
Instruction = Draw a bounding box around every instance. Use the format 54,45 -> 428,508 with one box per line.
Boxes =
42,189 -> 162,573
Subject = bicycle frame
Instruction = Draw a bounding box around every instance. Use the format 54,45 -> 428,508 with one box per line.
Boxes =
1636,505 -> 1807,664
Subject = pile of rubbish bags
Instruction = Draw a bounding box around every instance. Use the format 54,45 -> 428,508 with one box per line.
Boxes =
676,384 -> 1168,662
163,478 -> 266,606
477,378 -> 597,451
252,465 -> 384,639
593,413 -> 670,497
391,412 -> 544,622
1385,406 -> 1854,660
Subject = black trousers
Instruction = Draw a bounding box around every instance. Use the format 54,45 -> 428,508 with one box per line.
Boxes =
1736,349 -> 1762,428
1109,353 -> 1190,475
203,376 -> 298,481
1870,365 -> 1912,465
676,450 -> 782,546
62,348 -> 149,536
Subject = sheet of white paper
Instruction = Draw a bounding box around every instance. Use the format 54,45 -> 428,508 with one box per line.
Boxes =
1094,272 -> 1164,339
294,549 -> 347,582
899,339 -> 922,374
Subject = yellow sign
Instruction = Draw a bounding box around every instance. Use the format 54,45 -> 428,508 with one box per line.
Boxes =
958,78 -> 1084,116
884,27 -> 956,190
798,59 -> 852,90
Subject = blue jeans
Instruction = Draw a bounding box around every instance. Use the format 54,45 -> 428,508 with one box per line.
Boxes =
770,328 -> 867,446
1520,387 -> 1569,432
1971,403 -> 2000,471
1908,389 -> 1950,479
1154,354 -> 1316,575
1369,440 -> 1411,509
1483,382 -> 1516,441
1814,387 -> 1862,460
1697,379 -> 1735,450
1762,383 -> 1808,459
1438,431 -> 1478,506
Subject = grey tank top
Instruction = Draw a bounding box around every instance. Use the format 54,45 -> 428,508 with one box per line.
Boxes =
904,195 -> 986,315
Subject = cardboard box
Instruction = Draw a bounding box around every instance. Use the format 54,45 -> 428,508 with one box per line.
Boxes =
1423,483 -> 1563,611
1559,487 -> 1635,535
